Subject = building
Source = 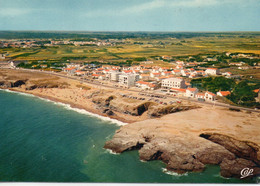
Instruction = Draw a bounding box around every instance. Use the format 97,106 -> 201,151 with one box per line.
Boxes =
119,74 -> 139,87
195,91 -> 216,101
64,67 -> 76,75
150,73 -> 161,78
169,88 -> 186,96
135,81 -> 158,90
108,71 -> 122,82
217,91 -> 231,97
161,71 -> 172,76
205,91 -> 216,101
75,70 -> 86,76
205,68 -> 220,76
186,88 -> 198,98
161,78 -> 186,89
140,74 -> 150,80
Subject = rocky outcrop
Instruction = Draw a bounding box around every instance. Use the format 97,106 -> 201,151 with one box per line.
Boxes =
91,93 -> 197,118
200,133 -> 260,165
92,95 -> 116,107
220,158 -> 260,178
147,104 -> 199,118
104,121 -> 260,179
0,79 -> 27,88
109,100 -> 154,116
104,125 -> 238,175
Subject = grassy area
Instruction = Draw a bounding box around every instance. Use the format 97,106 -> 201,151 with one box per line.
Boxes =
1,35 -> 260,64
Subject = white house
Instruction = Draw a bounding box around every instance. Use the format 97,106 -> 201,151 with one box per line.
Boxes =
64,67 -> 76,75
169,88 -> 186,96
135,81 -> 157,90
172,70 -> 181,76
205,91 -> 216,101
75,70 -> 86,76
161,78 -> 186,89
161,71 -> 172,76
205,68 -> 220,76
150,72 -> 161,78
186,88 -> 198,98
195,91 -> 216,101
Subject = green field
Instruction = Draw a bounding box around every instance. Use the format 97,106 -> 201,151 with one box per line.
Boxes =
0,32 -> 259,62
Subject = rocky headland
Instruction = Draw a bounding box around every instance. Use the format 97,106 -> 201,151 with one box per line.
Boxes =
104,106 -> 260,179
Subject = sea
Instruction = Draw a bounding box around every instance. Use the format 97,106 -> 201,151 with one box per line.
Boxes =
0,89 -> 256,183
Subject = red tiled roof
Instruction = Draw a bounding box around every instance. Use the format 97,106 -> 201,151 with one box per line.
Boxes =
136,81 -> 149,85
171,88 -> 186,92
187,88 -> 197,92
206,91 -> 216,96
196,93 -> 205,96
64,67 -> 76,71
218,91 -> 231,96
123,70 -> 133,73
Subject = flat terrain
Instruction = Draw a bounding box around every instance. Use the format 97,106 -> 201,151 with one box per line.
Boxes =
1,35 -> 260,63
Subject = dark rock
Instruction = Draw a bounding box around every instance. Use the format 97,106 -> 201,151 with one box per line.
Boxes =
200,132 -> 260,165
106,109 -> 114,116
12,80 -> 27,87
196,147 -> 235,165
220,158 -> 260,178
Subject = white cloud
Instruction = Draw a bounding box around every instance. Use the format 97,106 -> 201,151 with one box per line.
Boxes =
0,8 -> 32,16
84,0 -> 253,17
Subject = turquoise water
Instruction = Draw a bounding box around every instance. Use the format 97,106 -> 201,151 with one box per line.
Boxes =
0,90 -> 255,183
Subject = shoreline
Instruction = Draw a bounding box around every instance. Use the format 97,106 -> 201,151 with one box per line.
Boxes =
0,88 -> 128,126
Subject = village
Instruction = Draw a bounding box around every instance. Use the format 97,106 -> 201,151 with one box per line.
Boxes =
61,61 -> 259,103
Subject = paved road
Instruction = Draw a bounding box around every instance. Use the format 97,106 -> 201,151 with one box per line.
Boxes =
18,68 -> 260,113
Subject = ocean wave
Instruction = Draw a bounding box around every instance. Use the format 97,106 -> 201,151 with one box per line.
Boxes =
0,89 -> 126,126
104,149 -> 120,155
0,89 -> 36,97
162,168 -> 188,177
52,101 -> 126,126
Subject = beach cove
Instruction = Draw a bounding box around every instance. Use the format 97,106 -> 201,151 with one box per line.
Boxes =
0,69 -> 259,183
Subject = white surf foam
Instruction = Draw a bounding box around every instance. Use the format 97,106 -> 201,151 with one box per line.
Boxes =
0,89 -> 36,97
104,149 -> 120,155
162,168 -> 188,177
0,89 -> 126,126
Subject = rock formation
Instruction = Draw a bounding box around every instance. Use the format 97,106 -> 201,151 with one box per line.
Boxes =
104,107 -> 260,179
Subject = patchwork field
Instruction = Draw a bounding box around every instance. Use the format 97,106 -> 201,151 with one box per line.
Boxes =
1,34 -> 260,63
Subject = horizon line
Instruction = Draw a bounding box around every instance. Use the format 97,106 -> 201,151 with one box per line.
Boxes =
1,30 -> 260,33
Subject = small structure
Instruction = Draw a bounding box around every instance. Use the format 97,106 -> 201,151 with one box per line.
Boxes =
205,68 -> 220,76
205,91 -> 216,101
186,88 -> 198,98
217,91 -> 231,97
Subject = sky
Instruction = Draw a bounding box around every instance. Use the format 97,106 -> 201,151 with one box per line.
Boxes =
0,0 -> 259,32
